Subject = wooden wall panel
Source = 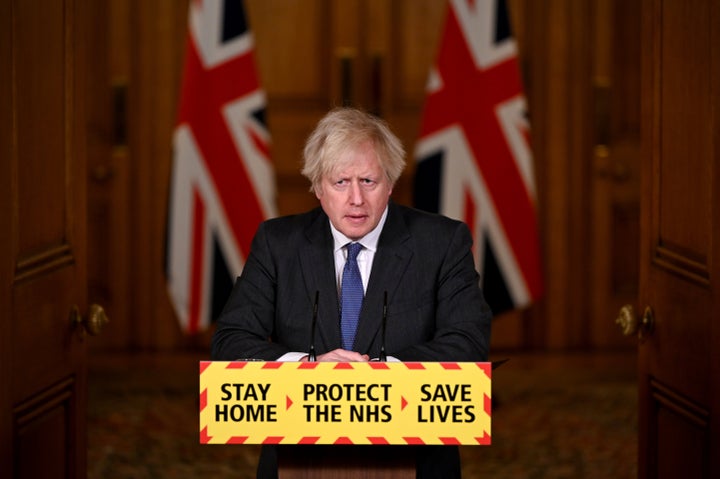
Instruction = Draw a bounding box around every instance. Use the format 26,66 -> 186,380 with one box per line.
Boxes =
246,0 -> 447,213
86,0 -> 133,351
384,0 -> 447,207
588,0 -> 641,349
519,0 -> 592,349
391,0 -> 447,110
246,0 -> 331,217
250,0 -> 328,103
126,0 -> 189,349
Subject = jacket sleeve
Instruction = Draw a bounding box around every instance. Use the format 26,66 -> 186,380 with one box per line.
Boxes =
392,221 -> 493,362
210,222 -> 291,361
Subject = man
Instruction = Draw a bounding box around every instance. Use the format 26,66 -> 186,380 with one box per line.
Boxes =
212,107 -> 492,478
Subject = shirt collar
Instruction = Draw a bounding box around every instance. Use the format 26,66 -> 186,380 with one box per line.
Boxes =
330,204 -> 388,254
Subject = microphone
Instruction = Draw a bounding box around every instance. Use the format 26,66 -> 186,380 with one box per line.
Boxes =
307,290 -> 319,362
379,291 -> 388,362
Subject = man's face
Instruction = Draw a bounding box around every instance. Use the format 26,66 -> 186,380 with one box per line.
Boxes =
316,142 -> 393,241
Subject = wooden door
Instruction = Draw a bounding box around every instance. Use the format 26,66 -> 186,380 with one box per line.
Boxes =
0,0 -> 104,477
634,0 -> 720,476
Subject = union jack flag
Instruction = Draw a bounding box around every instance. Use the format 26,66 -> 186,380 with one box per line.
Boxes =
166,0 -> 275,334
414,0 -> 542,314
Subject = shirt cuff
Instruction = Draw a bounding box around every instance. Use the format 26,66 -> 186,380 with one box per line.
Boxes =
371,355 -> 400,362
277,352 -> 309,362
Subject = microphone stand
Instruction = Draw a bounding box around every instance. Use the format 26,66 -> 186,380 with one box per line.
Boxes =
379,291 -> 388,362
308,290 -> 319,362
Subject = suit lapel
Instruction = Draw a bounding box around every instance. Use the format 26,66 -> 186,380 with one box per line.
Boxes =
298,209 -> 342,351
353,203 -> 413,355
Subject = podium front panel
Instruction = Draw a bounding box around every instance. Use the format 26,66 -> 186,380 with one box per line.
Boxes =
200,361 -> 491,446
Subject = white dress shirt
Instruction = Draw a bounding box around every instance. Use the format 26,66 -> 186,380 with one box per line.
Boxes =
278,206 -> 394,361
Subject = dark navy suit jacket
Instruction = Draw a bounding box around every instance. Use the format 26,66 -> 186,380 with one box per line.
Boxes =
212,201 -> 491,362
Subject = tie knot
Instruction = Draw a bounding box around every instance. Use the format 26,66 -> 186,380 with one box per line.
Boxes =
346,242 -> 362,261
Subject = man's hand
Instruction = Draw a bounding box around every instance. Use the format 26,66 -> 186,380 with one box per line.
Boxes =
300,348 -> 369,362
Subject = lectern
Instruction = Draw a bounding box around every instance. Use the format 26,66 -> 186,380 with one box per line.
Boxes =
199,361 -> 492,478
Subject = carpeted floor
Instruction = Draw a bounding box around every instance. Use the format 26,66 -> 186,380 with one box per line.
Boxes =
88,351 -> 637,479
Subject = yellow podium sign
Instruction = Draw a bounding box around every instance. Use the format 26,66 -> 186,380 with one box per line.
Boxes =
199,361 -> 491,445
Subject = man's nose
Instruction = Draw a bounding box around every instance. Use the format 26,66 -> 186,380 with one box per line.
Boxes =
348,181 -> 364,205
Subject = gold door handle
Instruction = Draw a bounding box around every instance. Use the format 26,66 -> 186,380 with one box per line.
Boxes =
616,305 -> 654,340
70,304 -> 109,338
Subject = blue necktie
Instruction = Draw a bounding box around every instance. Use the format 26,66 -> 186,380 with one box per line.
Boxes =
340,242 -> 364,350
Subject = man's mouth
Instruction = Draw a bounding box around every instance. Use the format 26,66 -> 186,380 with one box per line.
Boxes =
345,214 -> 367,223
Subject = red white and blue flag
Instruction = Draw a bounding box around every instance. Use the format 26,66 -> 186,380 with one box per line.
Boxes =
166,0 -> 275,334
414,0 -> 542,314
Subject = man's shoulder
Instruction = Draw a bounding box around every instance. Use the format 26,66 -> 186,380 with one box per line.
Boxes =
391,203 -> 464,230
383,203 -> 468,249
258,207 -> 327,246
263,206 -> 324,230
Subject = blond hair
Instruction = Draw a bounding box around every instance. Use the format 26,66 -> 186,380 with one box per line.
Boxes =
301,107 -> 406,193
